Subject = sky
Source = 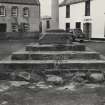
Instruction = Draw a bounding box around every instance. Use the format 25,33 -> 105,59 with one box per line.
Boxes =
39,0 -> 63,17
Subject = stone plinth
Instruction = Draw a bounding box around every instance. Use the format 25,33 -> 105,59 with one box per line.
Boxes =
39,32 -> 73,45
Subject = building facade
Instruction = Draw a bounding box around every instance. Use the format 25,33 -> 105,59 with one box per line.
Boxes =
41,0 -> 59,32
59,0 -> 105,39
0,0 -> 40,32
41,16 -> 52,32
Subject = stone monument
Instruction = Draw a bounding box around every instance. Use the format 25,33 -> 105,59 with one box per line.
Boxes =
39,0 -> 72,45
0,0 -> 104,83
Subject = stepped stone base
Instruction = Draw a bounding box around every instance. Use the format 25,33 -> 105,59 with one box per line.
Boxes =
0,31 -> 105,82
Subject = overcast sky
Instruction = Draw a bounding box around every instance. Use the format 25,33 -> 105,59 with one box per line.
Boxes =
39,0 -> 63,17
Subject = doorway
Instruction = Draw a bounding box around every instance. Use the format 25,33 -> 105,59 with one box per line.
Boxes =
66,23 -> 70,31
46,20 -> 50,29
0,24 -> 6,32
83,23 -> 92,39
76,22 -> 81,29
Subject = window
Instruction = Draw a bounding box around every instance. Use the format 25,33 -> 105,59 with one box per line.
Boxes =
66,5 -> 70,18
46,20 -> 50,29
0,24 -> 6,32
11,6 -> 18,17
11,23 -> 18,32
0,6 -> 6,16
66,23 -> 70,31
22,23 -> 29,32
85,0 -> 90,16
23,7 -> 29,17
76,22 -> 81,29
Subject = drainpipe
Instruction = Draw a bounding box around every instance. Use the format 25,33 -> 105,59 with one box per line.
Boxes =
104,13 -> 105,37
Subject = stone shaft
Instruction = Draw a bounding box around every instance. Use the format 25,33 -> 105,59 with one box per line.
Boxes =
51,0 -> 59,29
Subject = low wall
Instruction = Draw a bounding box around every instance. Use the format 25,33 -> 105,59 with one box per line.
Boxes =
90,38 -> 105,41
0,32 -> 40,40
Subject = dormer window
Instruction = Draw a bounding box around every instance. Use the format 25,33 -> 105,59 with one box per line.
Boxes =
11,6 -> 18,17
23,7 -> 29,17
0,6 -> 6,16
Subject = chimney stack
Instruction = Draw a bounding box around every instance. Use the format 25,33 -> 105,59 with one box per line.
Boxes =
51,0 -> 59,29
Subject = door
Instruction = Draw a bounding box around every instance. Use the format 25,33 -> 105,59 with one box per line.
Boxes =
66,23 -> 70,31
0,24 -> 6,32
46,20 -> 50,29
76,22 -> 81,29
83,23 -> 92,39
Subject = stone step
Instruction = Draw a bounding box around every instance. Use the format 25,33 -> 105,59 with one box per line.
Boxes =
0,60 -> 105,73
46,29 -> 66,33
11,51 -> 100,60
26,43 -> 86,51
39,33 -> 72,45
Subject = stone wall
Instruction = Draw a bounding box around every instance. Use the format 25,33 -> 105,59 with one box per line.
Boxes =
0,32 -> 40,40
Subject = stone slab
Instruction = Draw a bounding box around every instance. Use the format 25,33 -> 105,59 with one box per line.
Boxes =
26,43 -> 86,51
0,60 -> 105,73
46,29 -> 66,33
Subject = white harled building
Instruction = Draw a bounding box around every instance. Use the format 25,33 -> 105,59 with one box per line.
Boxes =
59,0 -> 105,39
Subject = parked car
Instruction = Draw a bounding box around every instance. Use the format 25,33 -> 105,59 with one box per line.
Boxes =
69,29 -> 85,42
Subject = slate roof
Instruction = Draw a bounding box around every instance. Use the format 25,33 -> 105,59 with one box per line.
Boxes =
59,0 -> 89,6
0,0 -> 40,5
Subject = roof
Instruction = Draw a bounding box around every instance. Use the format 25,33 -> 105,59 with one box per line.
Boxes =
59,0 -> 89,7
0,0 -> 40,5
